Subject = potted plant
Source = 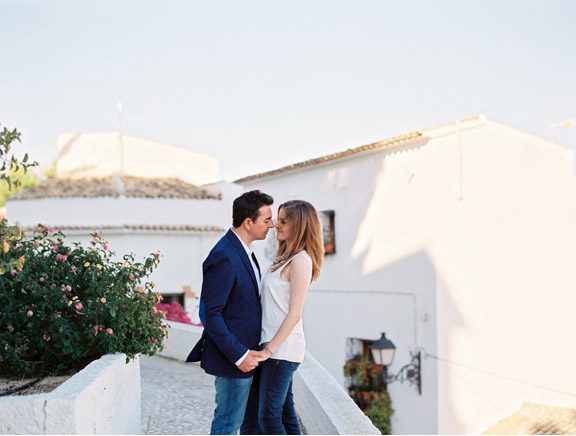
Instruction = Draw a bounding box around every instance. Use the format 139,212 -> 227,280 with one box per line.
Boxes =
344,354 -> 394,434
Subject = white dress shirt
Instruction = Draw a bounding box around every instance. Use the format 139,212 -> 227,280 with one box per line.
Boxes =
230,228 -> 261,366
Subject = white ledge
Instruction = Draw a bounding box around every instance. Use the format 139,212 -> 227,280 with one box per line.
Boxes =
0,353 -> 141,434
294,352 -> 381,435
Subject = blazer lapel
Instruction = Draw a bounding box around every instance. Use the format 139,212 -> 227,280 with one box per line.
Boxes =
225,230 -> 259,294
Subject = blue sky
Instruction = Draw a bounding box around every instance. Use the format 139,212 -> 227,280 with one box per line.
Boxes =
1,0 -> 575,180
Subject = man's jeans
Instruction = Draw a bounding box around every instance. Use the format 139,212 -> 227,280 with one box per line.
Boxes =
241,358 -> 301,435
211,376 -> 253,435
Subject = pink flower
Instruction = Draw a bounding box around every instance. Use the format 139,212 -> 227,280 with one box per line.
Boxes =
93,325 -> 100,336
128,274 -> 135,281
26,310 -> 33,317
106,328 -> 113,335
43,334 -> 51,342
51,283 -> 57,289
75,303 -> 83,311
56,253 -> 68,262
103,243 -> 108,250
39,277 -> 45,282
151,307 -> 158,315
65,285 -> 72,292
52,246 -> 59,252
10,270 -> 18,277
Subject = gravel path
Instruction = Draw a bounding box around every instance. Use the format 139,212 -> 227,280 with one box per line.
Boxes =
141,355 -> 215,435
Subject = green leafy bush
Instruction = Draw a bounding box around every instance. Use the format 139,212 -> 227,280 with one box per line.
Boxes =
0,224 -> 167,376
0,125 -> 36,189
365,392 -> 394,435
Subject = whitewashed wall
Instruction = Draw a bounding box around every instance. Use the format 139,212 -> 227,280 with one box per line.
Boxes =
243,118 -> 576,434
432,121 -> 576,433
6,197 -> 224,228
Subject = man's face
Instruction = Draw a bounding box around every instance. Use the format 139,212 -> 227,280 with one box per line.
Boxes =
248,205 -> 274,241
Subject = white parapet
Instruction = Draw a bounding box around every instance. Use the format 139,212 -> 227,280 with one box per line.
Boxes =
0,354 -> 141,435
293,352 -> 381,435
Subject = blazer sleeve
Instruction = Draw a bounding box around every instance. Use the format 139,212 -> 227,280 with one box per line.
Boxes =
201,249 -> 248,364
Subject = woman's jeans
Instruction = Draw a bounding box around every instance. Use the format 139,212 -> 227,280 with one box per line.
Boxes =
241,358 -> 301,435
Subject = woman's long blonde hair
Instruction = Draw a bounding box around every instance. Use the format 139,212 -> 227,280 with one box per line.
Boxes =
270,200 -> 324,282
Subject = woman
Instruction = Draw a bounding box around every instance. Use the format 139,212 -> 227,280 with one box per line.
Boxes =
242,200 -> 324,435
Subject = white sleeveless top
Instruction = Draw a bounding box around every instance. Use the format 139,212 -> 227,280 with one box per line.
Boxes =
260,251 -> 311,363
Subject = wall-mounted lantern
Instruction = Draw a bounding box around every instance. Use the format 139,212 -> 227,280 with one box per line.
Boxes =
370,332 -> 422,395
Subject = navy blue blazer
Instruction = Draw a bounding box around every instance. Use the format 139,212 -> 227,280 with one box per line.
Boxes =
186,229 -> 262,378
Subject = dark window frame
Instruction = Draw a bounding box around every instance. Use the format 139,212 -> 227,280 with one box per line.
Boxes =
319,210 -> 336,255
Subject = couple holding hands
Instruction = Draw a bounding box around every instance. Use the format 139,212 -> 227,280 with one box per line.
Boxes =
187,190 -> 324,435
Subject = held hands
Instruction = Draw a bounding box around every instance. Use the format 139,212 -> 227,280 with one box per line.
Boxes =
237,348 -> 273,372
253,347 -> 273,363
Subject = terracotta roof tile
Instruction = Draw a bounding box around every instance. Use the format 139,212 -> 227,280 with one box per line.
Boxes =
10,176 -> 220,200
22,224 -> 224,234
484,402 -> 576,435
234,131 -> 423,183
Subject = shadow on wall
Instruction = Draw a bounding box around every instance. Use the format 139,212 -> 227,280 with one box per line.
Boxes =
434,272 -> 467,434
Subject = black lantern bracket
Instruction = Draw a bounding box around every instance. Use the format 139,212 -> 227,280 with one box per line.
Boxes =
386,350 -> 422,395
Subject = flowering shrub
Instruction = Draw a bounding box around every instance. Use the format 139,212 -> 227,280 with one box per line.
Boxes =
155,301 -> 200,326
0,225 -> 167,376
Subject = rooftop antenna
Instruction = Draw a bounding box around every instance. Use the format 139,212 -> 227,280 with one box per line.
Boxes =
117,101 -> 125,175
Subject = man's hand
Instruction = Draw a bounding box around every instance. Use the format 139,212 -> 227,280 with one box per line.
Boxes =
237,350 -> 262,372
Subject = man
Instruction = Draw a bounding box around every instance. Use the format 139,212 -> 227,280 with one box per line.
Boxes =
187,190 -> 274,435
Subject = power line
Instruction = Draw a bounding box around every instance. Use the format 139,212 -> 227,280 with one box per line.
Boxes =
425,352 -> 576,398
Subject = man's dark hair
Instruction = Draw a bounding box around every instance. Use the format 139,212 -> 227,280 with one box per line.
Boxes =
232,190 -> 274,228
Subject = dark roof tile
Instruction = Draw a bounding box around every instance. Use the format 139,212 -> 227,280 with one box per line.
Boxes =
10,175 -> 220,200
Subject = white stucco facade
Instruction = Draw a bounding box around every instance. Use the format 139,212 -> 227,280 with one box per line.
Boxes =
241,117 -> 576,434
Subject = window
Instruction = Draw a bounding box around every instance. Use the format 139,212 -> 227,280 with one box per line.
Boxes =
160,292 -> 184,306
319,210 -> 336,255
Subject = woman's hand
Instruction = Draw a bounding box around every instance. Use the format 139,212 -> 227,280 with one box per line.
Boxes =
252,348 -> 272,362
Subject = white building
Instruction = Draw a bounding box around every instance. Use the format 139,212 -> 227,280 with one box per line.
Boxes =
6,132 -> 242,321
238,115 -> 576,434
